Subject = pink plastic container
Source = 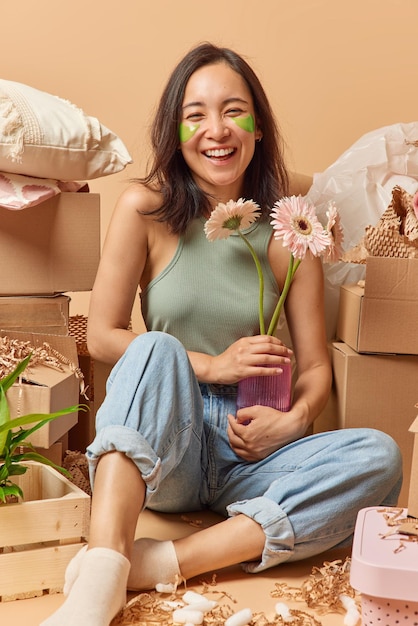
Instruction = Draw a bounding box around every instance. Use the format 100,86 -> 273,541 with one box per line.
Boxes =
350,507 -> 418,626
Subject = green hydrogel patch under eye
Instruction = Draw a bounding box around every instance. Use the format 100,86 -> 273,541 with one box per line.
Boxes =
179,122 -> 199,142
232,114 -> 255,132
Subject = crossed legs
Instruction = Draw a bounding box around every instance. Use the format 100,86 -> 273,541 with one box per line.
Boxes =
41,450 -> 265,626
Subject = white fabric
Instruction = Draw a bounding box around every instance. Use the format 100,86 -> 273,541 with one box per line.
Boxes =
40,547 -> 130,626
127,537 -> 181,591
0,79 -> 132,181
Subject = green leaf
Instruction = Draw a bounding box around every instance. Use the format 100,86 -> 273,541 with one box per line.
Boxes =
0,404 -> 86,435
9,420 -> 62,450
0,388 -> 10,455
0,354 -> 32,393
10,453 -> 71,478
7,431 -> 33,456
0,461 -> 11,481
0,385 -> 10,426
0,355 -> 32,453
7,464 -> 28,476
0,483 -> 23,502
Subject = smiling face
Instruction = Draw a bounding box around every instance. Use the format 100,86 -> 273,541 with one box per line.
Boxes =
179,62 -> 262,205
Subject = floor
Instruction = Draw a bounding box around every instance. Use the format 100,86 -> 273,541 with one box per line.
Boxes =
0,509 -> 355,626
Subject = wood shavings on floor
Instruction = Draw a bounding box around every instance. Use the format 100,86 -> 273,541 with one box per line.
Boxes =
111,558 -> 359,626
271,558 -> 356,615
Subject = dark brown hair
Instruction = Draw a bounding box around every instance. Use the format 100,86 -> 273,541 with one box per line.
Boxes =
136,42 -> 289,234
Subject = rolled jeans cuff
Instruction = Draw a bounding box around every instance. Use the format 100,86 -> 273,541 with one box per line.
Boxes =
227,496 -> 295,573
86,424 -> 162,506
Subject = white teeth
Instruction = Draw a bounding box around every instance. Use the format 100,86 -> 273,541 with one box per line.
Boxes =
205,148 -> 234,157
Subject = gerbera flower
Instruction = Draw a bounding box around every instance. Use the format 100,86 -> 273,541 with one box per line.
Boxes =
205,197 -> 265,332
204,195 -> 342,337
323,201 -> 344,263
270,196 -> 330,259
204,198 -> 260,241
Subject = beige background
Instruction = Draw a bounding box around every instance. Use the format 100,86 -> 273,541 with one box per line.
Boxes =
2,0 -> 418,314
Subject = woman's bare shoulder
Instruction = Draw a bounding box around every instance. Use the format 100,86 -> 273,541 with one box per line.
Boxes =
114,182 -> 163,217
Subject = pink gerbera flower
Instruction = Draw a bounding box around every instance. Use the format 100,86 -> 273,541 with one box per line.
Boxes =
323,201 -> 344,263
204,195 -> 343,337
205,198 -> 265,331
204,198 -> 261,241
270,196 -> 330,260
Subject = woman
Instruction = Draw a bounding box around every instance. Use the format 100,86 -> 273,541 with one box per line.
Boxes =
42,42 -> 402,626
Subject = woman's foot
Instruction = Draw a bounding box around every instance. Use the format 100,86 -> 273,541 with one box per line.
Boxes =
127,537 -> 182,591
40,547 -> 130,626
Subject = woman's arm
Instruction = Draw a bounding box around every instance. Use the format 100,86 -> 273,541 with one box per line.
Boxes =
283,252 -> 332,430
87,184 -> 155,364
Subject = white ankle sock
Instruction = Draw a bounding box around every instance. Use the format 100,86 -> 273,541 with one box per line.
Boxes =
127,537 -> 182,591
40,547 -> 130,626
63,544 -> 87,595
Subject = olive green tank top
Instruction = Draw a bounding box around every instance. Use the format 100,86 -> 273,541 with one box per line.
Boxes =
140,217 -> 282,356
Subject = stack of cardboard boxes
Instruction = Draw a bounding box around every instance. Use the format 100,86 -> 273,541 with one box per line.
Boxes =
329,256 -> 418,507
0,192 -> 100,463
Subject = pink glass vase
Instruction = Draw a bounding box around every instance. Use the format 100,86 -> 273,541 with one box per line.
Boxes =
236,363 -> 292,412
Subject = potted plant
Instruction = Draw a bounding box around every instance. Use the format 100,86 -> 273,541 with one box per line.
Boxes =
0,354 -> 91,600
0,354 -> 85,502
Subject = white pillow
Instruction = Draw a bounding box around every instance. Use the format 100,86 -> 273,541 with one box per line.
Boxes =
0,79 -> 133,180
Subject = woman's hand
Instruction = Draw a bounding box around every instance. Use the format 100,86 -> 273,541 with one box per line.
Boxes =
227,405 -> 308,462
203,335 -> 292,385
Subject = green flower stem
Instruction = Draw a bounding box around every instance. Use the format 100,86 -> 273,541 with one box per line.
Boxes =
238,231 -> 265,335
267,255 -> 301,336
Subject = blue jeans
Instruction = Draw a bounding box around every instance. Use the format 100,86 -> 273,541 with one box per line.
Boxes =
86,332 -> 402,573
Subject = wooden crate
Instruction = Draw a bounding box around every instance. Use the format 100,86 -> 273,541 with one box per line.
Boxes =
0,462 -> 90,601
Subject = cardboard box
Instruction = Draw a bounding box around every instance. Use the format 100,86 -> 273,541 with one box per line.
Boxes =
22,432 -> 69,465
408,415 -> 418,518
0,295 -> 70,335
2,330 -> 80,447
0,462 -> 90,601
0,192 -> 100,295
337,257 -> 418,355
332,342 -> 418,507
